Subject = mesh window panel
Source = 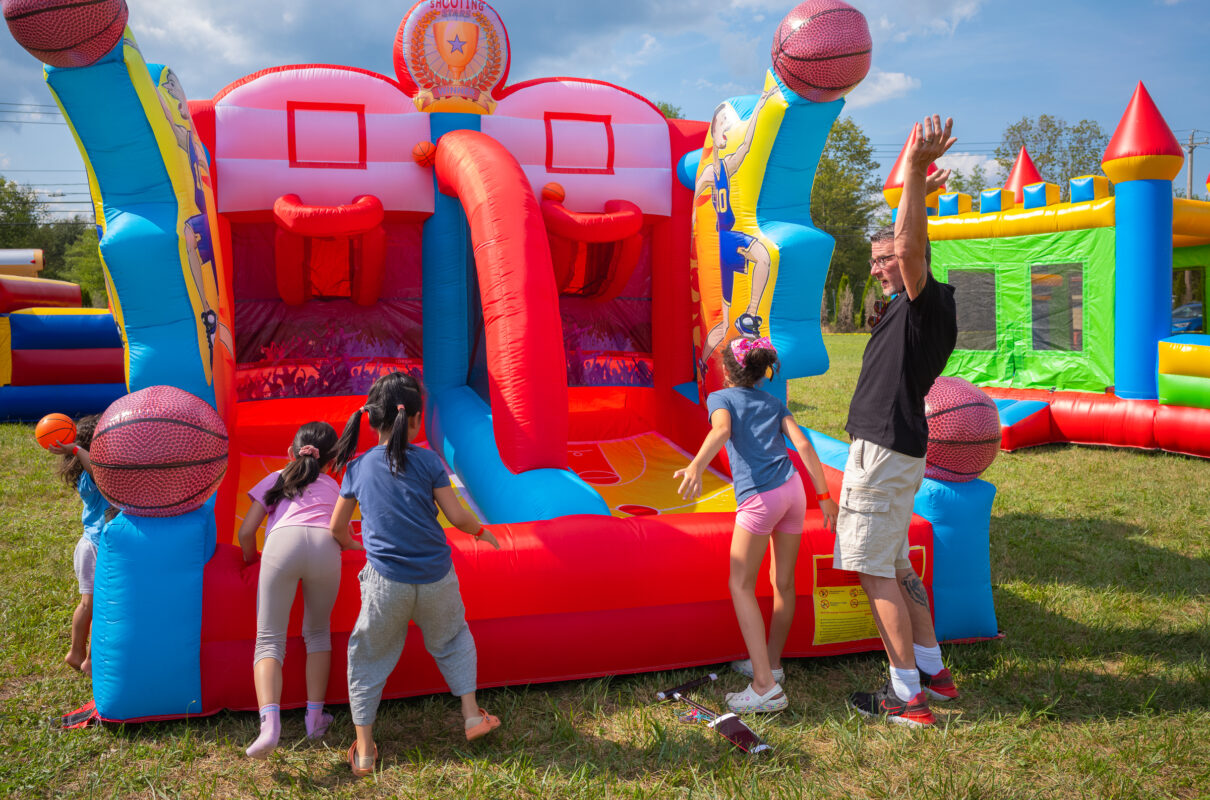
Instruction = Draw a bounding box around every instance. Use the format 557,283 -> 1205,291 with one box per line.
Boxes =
950,269 -> 997,350
1031,263 -> 1083,351
1172,266 -> 1205,334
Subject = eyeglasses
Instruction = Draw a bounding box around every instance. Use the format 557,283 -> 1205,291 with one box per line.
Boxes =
866,300 -> 889,329
869,254 -> 897,268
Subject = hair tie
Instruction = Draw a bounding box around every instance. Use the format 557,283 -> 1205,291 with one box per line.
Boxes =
297,445 -> 320,458
730,336 -> 775,368
359,405 -> 368,413
397,404 -> 405,411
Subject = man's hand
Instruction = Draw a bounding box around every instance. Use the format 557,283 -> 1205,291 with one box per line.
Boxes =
925,167 -> 951,197
908,115 -> 956,173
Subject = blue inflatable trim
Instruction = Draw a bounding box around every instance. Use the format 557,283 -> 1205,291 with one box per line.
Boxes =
428,386 -> 610,523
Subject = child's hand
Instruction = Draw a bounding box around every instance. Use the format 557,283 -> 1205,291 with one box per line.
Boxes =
476,527 -> 501,550
47,442 -> 75,456
674,465 -> 703,500
820,498 -> 839,533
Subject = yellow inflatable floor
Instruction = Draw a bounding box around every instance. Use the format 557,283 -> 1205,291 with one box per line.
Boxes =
234,432 -> 734,544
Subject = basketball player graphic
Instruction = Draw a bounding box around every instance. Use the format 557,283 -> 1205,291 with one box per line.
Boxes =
156,69 -> 233,377
693,86 -> 776,368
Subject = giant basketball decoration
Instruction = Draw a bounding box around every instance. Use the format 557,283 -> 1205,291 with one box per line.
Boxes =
3,0 -> 128,69
91,386 -> 228,517
771,0 -> 871,103
924,377 -> 1001,482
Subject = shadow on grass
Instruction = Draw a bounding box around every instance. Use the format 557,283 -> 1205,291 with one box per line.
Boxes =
88,673 -> 812,788
991,510 -> 1210,600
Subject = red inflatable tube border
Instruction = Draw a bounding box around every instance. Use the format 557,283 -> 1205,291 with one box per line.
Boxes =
9,348 -> 124,386
433,130 -> 568,472
272,194 -> 384,237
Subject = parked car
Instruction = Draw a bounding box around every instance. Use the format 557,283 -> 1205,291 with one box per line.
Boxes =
1172,302 -> 1204,334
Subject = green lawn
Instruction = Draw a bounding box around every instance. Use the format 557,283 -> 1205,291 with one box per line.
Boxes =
2,333 -> 1208,799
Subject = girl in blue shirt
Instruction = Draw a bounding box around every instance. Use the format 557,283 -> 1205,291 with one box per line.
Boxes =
330,372 -> 501,777
677,338 -> 837,713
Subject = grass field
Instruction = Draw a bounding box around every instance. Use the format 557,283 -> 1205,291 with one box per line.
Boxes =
1,333 -> 1208,799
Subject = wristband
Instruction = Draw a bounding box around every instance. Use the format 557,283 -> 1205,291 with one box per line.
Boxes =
71,445 -> 80,456
816,491 -> 831,502
473,525 -> 484,538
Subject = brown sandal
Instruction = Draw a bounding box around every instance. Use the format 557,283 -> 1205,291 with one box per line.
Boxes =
347,741 -> 377,777
465,708 -> 501,741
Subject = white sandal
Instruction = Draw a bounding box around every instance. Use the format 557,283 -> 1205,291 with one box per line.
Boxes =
726,682 -> 788,713
730,659 -> 785,683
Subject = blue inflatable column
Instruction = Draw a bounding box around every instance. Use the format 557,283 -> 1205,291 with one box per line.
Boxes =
914,478 -> 998,641
92,504 -> 216,719
1113,179 -> 1172,400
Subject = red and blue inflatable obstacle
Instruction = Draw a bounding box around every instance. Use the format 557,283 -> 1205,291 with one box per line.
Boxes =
0,275 -> 125,420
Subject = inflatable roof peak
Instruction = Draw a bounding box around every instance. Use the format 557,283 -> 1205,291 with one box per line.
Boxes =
1102,81 -> 1183,183
1003,147 -> 1043,204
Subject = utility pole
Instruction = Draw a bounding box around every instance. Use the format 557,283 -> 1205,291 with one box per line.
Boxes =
1184,130 -> 1210,199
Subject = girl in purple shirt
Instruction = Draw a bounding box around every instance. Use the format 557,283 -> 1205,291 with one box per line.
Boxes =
238,421 -> 343,759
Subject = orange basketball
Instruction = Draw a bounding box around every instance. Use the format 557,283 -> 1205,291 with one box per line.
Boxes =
412,140 -> 436,167
35,413 -> 76,449
542,182 -> 566,203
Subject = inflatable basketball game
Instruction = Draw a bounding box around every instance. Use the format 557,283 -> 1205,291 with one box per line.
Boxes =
5,0 -> 999,721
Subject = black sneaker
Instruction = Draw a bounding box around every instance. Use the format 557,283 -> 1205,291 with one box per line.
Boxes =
918,667 -> 959,701
847,680 -> 936,728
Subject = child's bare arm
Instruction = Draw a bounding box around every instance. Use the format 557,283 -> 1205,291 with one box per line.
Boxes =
329,496 -> 362,551
236,501 -> 267,563
782,417 -> 839,531
433,486 -> 499,549
675,409 -> 731,500
49,443 -> 94,476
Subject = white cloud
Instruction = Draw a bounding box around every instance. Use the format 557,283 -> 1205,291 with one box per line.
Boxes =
937,151 -> 1001,184
844,69 -> 920,108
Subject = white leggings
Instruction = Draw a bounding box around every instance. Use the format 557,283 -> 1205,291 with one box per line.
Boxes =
254,525 -> 341,664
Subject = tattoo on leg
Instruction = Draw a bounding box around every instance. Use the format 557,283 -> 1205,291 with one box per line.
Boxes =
901,574 -> 929,608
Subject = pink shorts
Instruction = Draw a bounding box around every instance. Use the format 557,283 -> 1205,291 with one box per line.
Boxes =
735,475 -> 807,535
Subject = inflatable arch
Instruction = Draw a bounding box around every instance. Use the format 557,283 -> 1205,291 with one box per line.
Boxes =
9,1 -> 998,721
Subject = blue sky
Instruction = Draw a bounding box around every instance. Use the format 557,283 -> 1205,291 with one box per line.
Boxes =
2,0 -> 1208,218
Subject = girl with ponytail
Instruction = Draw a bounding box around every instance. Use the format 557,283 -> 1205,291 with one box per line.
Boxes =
238,421 -> 343,758
675,337 -> 838,715
329,372 -> 502,777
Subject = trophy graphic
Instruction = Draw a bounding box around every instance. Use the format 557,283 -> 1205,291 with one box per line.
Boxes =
433,19 -> 479,81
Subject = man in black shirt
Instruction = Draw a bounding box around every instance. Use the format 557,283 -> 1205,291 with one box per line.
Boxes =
838,115 -> 958,728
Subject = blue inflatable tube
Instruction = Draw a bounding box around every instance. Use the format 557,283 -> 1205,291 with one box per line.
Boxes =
428,386 -> 609,523
0,383 -> 125,421
1114,179 -> 1173,400
92,501 -> 216,720
757,83 -> 843,381
8,310 -> 122,350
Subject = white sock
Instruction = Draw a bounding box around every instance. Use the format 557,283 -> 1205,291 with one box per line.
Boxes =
914,644 -> 944,675
889,666 -> 920,702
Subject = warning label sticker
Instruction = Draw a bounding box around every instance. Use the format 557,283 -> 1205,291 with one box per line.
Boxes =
811,546 -> 927,647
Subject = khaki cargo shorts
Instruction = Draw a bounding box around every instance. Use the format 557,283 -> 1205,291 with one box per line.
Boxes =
833,438 -> 925,579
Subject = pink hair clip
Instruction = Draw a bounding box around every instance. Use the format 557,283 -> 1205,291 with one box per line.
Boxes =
730,336 -> 775,368
297,445 -> 320,458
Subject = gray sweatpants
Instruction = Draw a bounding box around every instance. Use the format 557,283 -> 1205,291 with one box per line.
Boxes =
347,562 -> 477,726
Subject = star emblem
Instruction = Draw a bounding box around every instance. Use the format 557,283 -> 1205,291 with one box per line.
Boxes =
447,35 -> 467,54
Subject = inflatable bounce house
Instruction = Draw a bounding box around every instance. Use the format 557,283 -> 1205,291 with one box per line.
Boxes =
0,250 -> 125,418
881,83 -> 1210,458
4,0 -> 998,722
